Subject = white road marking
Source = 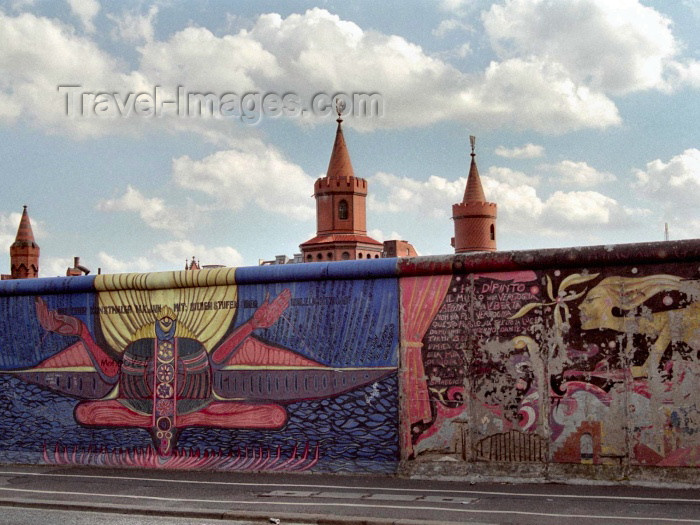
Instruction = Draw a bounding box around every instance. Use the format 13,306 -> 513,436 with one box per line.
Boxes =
0,485 -> 698,523
0,469 -> 697,504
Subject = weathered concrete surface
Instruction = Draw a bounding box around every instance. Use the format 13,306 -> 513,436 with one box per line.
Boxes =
400,239 -> 700,486
0,239 -> 699,487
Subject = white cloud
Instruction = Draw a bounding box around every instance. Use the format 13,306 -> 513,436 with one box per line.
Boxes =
137,23 -> 281,95
0,211 -> 22,258
147,240 -> 244,269
368,172 -> 464,218
136,8 -> 621,133
4,4 -> 696,142
368,167 -> 647,243
481,177 -> 544,224
66,0 -> 100,33
544,160 -> 616,187
454,43 -> 473,58
9,0 -> 36,12
95,240 -> 244,275
0,7 -> 648,139
107,5 -> 159,44
463,58 -> 621,132
666,60 -> 700,89
495,143 -> 545,159
40,257 -> 75,278
633,149 -> 700,236
486,166 -> 540,187
432,18 -> 472,37
0,11 -> 147,134
439,0 -> 473,16
96,185 -> 193,236
171,142 -> 315,221
96,251 -> 154,274
484,180 -> 647,236
542,191 -> 617,227
482,0 -> 680,94
367,228 -> 404,243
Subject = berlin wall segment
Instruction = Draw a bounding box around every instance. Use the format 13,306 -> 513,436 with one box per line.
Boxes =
1,241 -> 699,485
399,239 -> 700,485
0,262 -> 400,474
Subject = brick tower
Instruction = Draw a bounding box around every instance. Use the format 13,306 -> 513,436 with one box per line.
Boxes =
300,107 -> 383,262
451,136 -> 497,252
10,205 -> 40,278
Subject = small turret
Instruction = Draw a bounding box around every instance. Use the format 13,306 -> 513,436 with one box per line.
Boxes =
10,206 -> 40,279
451,136 -> 497,253
300,100 -> 382,262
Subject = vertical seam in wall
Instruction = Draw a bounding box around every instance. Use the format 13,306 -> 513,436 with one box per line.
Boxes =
622,280 -> 632,480
466,273 -> 476,464
396,274 -> 407,464
543,297 -> 551,480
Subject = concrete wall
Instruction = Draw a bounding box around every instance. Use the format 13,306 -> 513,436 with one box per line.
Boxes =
0,263 -> 400,474
0,239 -> 699,483
400,240 -> 700,484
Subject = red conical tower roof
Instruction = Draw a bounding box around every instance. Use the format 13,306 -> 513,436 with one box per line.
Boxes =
463,151 -> 486,202
326,117 -> 355,179
13,205 -> 37,247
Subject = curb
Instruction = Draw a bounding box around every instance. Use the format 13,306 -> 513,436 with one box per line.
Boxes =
0,497 -> 457,525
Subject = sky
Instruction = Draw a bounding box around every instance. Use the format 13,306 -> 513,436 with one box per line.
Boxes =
0,0 -> 699,277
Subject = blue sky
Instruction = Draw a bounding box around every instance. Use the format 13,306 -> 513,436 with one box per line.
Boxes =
1,0 -> 699,276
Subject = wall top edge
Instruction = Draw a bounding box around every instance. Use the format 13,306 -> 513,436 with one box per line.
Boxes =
0,239 -> 697,295
398,238 -> 700,276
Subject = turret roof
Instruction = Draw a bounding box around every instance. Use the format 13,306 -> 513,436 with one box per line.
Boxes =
326,117 -> 355,179
13,206 -> 38,247
463,151 -> 486,203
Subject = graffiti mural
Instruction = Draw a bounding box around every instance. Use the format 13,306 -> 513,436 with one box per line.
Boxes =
553,267 -> 700,467
2,244 -> 699,478
402,260 -> 700,469
0,268 -> 399,473
403,270 -> 545,460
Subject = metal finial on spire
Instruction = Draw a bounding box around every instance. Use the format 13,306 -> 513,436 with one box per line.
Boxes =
470,135 -> 476,156
335,98 -> 346,123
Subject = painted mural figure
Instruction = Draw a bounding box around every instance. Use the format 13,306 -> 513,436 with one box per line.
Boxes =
578,275 -> 700,377
34,291 -> 292,455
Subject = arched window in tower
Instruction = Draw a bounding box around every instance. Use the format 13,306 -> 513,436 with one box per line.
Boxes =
338,199 -> 348,220
490,224 -> 495,241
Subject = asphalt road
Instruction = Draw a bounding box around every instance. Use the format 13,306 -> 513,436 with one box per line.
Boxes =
0,465 -> 698,524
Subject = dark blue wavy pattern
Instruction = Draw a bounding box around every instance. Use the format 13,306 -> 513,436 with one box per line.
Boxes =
0,376 -> 151,464
179,374 -> 399,473
0,374 -> 397,473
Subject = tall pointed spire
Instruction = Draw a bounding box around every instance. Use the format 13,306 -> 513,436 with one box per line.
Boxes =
14,205 -> 36,244
325,109 -> 355,179
10,205 -> 40,279
463,136 -> 486,203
